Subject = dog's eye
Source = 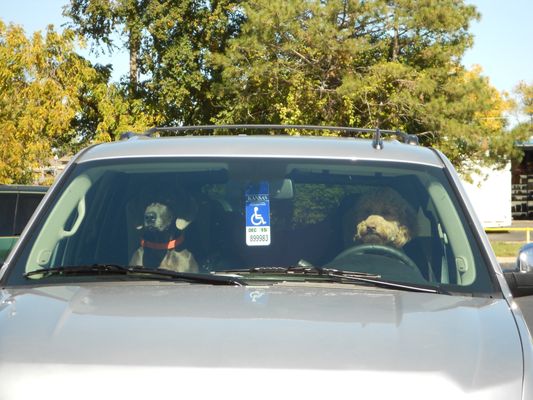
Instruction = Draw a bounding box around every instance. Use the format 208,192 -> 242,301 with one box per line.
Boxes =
144,212 -> 157,224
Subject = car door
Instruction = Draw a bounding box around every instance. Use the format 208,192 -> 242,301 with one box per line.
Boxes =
0,190 -> 46,262
0,192 -> 18,261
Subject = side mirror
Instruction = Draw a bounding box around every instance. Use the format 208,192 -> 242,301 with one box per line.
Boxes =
517,242 -> 533,273
504,243 -> 533,297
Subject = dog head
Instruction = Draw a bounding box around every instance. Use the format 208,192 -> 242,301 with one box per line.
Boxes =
138,190 -> 198,241
352,188 -> 416,248
143,202 -> 174,233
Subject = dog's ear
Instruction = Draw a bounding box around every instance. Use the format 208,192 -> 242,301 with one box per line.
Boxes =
394,225 -> 411,248
174,190 -> 198,223
173,190 -> 199,231
175,218 -> 191,230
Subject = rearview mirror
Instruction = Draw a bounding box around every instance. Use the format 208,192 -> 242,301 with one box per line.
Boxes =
271,179 -> 293,199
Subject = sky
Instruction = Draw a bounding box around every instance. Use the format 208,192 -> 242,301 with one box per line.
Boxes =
1,0 -> 532,99
1,0 -> 129,81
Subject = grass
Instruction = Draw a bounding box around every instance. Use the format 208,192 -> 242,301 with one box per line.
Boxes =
489,241 -> 523,258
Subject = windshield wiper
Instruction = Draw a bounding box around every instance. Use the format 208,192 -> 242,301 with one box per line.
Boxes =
215,264 -> 380,278
24,264 -> 246,286
214,264 -> 446,294
325,272 -> 448,294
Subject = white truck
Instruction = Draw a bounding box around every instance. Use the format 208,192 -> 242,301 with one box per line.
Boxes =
461,164 -> 512,228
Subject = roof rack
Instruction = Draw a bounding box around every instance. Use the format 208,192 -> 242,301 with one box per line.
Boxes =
122,125 -> 419,148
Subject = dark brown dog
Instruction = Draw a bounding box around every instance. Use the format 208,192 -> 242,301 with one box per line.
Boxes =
129,197 -> 198,273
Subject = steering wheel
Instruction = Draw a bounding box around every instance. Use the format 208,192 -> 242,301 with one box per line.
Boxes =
332,244 -> 419,271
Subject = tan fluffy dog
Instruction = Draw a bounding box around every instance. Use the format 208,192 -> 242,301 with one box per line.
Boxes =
351,188 -> 417,248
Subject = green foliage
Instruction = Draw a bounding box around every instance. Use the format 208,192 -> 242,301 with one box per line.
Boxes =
212,0 -> 519,174
293,184 -> 345,226
0,20 -> 155,184
64,0 -> 145,91
64,0 -> 243,125
3,0 -> 527,183
512,81 -> 533,142
515,81 -> 533,119
0,22 -> 95,183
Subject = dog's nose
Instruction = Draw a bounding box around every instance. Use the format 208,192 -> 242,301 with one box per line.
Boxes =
366,225 -> 377,233
364,215 -> 385,231
365,219 -> 377,230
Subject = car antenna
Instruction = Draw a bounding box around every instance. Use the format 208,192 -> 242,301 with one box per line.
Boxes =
372,127 -> 383,150
372,108 -> 384,150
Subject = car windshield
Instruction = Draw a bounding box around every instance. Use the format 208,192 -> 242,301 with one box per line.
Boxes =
4,157 -> 496,295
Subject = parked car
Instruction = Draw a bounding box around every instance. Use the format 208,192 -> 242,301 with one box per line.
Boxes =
0,185 -> 48,262
1,126 -> 532,400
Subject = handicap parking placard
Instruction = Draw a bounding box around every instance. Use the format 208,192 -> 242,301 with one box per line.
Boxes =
245,182 -> 271,246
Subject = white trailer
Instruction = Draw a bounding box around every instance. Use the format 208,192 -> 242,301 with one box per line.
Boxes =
461,164 -> 512,228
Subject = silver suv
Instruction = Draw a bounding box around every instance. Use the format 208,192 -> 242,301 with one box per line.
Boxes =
1,126 -> 532,399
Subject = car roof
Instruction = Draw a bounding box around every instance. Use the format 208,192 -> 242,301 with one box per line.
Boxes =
0,185 -> 48,193
76,135 -> 444,168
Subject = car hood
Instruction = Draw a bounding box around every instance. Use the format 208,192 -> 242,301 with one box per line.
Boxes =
0,282 -> 524,399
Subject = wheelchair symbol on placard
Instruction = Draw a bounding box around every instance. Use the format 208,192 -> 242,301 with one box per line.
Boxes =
250,206 -> 266,226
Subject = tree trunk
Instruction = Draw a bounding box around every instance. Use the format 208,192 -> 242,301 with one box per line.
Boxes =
129,31 -> 140,96
389,2 -> 399,61
392,23 -> 399,61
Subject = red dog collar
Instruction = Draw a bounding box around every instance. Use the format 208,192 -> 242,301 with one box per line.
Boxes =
141,234 -> 184,250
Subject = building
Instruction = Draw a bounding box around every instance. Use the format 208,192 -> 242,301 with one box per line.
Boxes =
512,141 -> 533,220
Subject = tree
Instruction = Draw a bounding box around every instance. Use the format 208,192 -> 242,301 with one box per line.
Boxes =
515,81 -> 533,125
64,0 -> 145,93
212,0 -> 519,173
0,22 -> 94,183
71,64 -> 162,146
63,0 -> 522,174
508,81 -> 533,157
0,21 -> 152,184
64,0 -> 243,124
